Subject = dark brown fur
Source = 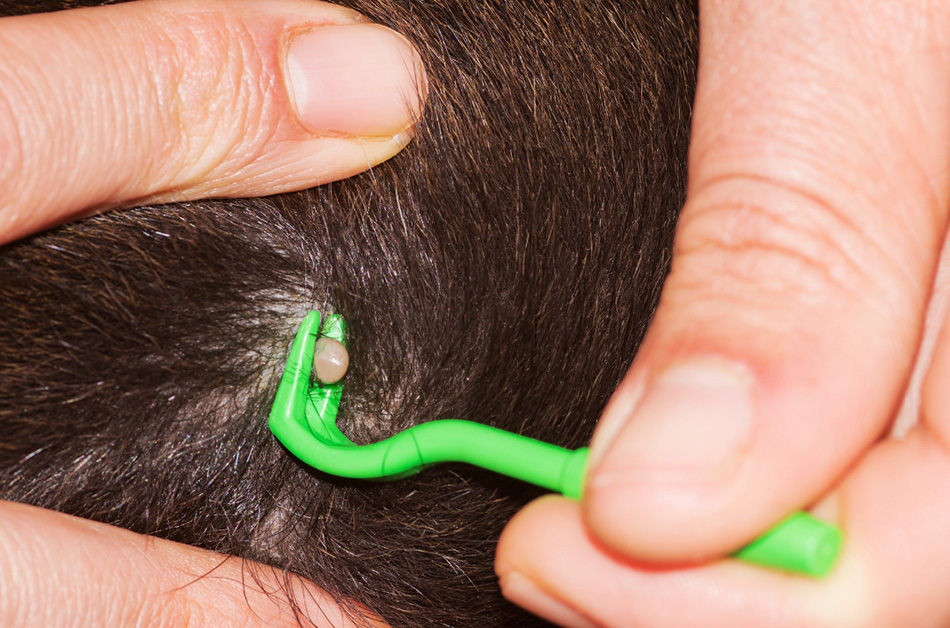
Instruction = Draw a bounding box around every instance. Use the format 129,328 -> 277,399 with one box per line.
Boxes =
0,1 -> 698,626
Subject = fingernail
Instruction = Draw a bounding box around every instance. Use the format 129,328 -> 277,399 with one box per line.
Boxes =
285,24 -> 427,137
501,572 -> 600,628
595,360 -> 755,481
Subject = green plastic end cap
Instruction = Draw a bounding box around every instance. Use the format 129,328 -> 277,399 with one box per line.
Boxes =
731,512 -> 842,577
560,448 -> 590,500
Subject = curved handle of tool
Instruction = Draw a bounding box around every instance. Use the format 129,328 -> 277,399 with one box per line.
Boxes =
268,311 -> 841,577
268,311 -> 589,495
280,410 -> 841,576
306,419 -> 590,497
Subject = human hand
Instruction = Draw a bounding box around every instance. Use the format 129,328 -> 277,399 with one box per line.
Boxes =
497,1 -> 950,626
0,501 -> 389,627
0,0 -> 424,246
0,0 -> 425,624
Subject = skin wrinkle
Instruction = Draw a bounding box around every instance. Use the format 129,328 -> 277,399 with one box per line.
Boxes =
91,16 -> 133,201
212,16 -> 278,186
894,232 -> 950,437
64,12 -> 133,207
862,100 -> 949,295
680,184 -> 865,302
160,12 -> 260,190
0,0 -> 698,626
694,4 -> 950,303
684,166 -> 935,341
149,11 -> 200,183
691,128 -> 912,311
0,84 -> 22,226
0,515 -> 24,627
0,26 -> 45,219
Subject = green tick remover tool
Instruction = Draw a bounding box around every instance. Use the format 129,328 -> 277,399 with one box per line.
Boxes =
269,311 -> 842,577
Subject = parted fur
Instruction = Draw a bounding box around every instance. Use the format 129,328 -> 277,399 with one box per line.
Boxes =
0,1 -> 698,626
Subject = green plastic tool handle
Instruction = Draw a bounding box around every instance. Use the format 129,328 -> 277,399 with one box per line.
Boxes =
269,311 -> 842,577
312,420 -> 590,495
269,312 -> 591,493
731,511 -> 841,576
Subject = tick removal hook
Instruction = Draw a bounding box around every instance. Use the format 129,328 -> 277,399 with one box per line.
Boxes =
269,311 -> 842,577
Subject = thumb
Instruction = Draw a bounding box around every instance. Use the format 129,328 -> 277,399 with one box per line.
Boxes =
585,1 -> 950,562
0,0 -> 425,245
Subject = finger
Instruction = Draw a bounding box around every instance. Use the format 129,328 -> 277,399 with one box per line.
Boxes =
0,0 -> 426,244
497,451 -> 942,627
921,262 -> 950,440
499,496 -> 832,628
893,231 -> 950,435
585,0 -> 950,562
496,305 -> 950,628
0,501 -> 387,627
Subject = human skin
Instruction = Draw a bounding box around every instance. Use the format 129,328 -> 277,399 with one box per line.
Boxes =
496,1 -> 950,627
4,0 -> 949,627
0,0 -> 423,625
0,0 -> 424,246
